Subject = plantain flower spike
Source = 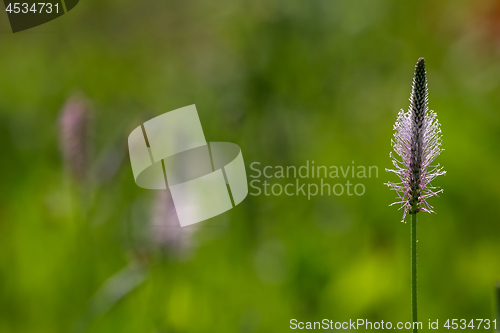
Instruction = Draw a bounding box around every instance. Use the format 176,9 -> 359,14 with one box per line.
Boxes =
386,58 -> 446,222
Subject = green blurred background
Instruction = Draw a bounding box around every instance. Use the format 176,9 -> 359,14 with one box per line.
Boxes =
1,0 -> 500,332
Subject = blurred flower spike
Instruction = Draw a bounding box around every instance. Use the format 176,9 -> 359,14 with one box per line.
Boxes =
59,93 -> 92,182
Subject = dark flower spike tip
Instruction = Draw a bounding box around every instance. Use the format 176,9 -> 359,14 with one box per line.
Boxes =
386,58 -> 446,222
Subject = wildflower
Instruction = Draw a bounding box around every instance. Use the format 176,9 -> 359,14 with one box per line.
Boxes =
151,189 -> 198,259
59,93 -> 92,181
386,58 -> 446,222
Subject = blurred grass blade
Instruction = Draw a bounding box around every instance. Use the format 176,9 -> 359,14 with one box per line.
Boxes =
73,262 -> 148,332
496,282 -> 500,333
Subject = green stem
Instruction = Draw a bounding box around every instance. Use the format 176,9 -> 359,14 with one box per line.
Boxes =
495,282 -> 500,333
411,213 -> 418,333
